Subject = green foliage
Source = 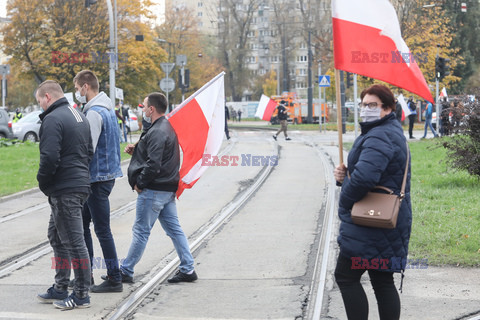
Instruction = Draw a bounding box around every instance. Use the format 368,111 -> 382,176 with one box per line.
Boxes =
441,97 -> 480,177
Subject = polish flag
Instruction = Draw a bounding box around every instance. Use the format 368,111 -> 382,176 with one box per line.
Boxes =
397,94 -> 410,118
167,72 -> 225,198
255,94 -> 278,121
440,87 -> 448,98
332,0 -> 434,103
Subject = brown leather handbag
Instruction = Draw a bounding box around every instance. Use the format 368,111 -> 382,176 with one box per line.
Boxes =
350,142 -> 410,229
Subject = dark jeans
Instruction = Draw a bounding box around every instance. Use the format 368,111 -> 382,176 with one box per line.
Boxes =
48,192 -> 90,298
82,180 -> 121,282
408,114 -> 416,138
334,255 -> 400,320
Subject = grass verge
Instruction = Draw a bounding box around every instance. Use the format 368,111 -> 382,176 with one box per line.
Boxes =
0,142 -> 131,197
344,139 -> 480,266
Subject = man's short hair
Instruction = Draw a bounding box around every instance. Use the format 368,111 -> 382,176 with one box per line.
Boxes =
73,70 -> 99,92
36,80 -> 64,99
147,92 -> 168,114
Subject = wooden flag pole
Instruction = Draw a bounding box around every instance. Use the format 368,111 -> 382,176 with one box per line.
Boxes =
335,69 -> 344,165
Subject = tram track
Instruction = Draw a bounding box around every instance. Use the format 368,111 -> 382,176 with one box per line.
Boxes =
106,135 -> 338,320
0,130 -> 339,319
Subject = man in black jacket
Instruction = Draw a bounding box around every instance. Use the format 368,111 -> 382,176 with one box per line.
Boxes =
272,100 -> 291,141
119,92 -> 197,283
35,80 -> 93,310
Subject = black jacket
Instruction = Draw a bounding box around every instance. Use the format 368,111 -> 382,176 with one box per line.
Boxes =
277,105 -> 288,120
127,116 -> 180,192
37,97 -> 93,196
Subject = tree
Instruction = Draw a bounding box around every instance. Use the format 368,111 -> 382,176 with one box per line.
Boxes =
1,0 -> 166,106
156,6 -> 223,106
216,0 -> 260,101
262,71 -> 277,98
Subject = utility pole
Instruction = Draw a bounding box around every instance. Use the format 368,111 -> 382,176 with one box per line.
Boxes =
307,30 -> 313,123
282,23 -> 288,92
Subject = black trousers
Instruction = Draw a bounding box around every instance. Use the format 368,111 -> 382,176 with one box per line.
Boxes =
408,114 -> 416,138
334,255 -> 400,320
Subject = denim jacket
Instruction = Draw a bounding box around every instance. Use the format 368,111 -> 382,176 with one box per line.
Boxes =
83,92 -> 122,183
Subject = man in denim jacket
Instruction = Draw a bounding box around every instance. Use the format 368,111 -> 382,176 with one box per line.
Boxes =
74,70 -> 123,293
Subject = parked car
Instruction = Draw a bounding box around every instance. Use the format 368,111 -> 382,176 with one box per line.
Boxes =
0,108 -> 14,139
12,110 -> 42,142
125,109 -> 139,133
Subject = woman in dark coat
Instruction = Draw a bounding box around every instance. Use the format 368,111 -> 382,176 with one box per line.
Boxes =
333,84 -> 412,320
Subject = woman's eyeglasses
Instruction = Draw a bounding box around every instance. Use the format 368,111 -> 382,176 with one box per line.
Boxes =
358,102 -> 382,109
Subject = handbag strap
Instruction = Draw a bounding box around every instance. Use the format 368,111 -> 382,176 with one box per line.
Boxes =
398,141 -> 410,200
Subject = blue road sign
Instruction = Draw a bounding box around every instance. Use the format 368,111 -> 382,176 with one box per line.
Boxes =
318,75 -> 331,87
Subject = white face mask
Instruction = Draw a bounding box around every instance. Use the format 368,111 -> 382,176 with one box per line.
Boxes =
75,86 -> 87,104
143,111 -> 151,123
360,107 -> 382,122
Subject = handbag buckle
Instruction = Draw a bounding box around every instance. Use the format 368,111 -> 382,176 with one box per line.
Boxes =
367,209 -> 380,216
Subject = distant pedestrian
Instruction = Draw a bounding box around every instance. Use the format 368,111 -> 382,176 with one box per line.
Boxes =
237,109 -> 242,122
73,70 -> 124,293
225,105 -> 231,140
334,84 -> 411,320
231,109 -> 237,122
272,100 -> 291,141
12,108 -> 23,122
395,98 -> 403,124
422,100 -> 438,139
407,97 -> 416,139
120,93 -> 198,284
35,80 -> 93,310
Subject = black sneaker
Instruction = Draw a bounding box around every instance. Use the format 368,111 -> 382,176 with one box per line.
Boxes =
285,137 -> 291,141
90,278 -> 123,293
101,272 -> 133,283
37,285 -> 68,303
167,270 -> 198,283
68,275 -> 94,289
53,292 -> 90,310
272,135 -> 277,141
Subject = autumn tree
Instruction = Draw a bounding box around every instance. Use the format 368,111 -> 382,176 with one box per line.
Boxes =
1,0 -> 166,106
155,6 -> 223,106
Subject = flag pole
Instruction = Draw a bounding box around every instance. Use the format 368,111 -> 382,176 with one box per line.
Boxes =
335,69 -> 344,165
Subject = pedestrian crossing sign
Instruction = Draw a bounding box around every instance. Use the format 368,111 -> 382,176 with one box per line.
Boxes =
318,75 -> 331,87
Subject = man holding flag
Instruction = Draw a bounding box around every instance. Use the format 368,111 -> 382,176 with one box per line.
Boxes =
119,93 -> 197,284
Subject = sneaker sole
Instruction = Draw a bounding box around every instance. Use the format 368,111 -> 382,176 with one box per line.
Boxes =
53,302 -> 91,310
37,296 -> 65,303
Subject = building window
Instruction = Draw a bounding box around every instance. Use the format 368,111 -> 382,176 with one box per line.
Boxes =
198,11 -> 203,17
198,2 -> 203,7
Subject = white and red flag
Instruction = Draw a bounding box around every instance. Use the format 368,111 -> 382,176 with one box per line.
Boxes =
255,94 -> 278,121
440,87 -> 448,99
332,0 -> 434,102
167,72 -> 225,198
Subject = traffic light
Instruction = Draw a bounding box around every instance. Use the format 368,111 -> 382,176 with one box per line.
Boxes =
346,72 -> 353,88
435,56 -> 450,81
85,0 -> 97,8
178,69 -> 190,90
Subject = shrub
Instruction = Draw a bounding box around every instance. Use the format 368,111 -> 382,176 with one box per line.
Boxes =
440,93 -> 480,178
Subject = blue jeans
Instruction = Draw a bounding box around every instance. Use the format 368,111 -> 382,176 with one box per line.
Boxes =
423,118 -> 438,138
82,180 -> 121,282
48,193 -> 90,298
120,189 -> 194,277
